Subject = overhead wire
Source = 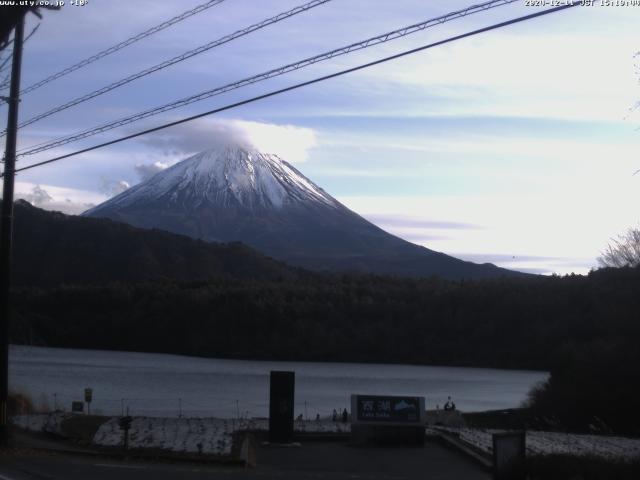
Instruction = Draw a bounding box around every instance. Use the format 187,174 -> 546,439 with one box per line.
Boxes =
7,4 -> 580,177
0,23 -> 40,93
0,46 -> 14,86
16,0 -> 521,155
3,0 -> 333,134
0,70 -> 10,95
0,37 -> 15,77
0,54 -> 13,78
10,0 -> 229,96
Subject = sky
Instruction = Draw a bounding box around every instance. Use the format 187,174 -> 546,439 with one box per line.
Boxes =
1,0 -> 639,275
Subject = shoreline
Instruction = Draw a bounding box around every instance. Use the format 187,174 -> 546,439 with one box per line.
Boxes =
9,343 -> 550,374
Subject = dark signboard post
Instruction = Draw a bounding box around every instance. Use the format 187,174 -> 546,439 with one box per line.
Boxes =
84,388 -> 93,415
351,394 -> 425,446
269,371 -> 295,444
119,416 -> 133,450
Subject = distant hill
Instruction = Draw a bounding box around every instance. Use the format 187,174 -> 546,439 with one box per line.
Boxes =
8,200 -> 302,286
85,144 -> 523,280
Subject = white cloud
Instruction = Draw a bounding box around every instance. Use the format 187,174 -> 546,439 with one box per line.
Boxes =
338,189 -> 640,276
134,161 -> 171,181
100,178 -> 130,197
233,120 -> 318,163
14,182 -> 108,215
330,16 -> 639,121
18,185 -> 53,205
137,118 -> 317,163
136,119 -> 251,156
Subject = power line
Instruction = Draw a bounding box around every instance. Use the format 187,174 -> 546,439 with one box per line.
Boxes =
0,37 -> 15,80
0,53 -> 13,78
11,0 -> 228,96
0,70 -> 10,97
0,50 -> 13,87
0,24 -> 39,92
8,4 -> 580,176
4,0 -> 332,134
16,0 -> 521,156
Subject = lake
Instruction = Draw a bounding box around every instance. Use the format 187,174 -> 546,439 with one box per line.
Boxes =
9,345 -> 547,418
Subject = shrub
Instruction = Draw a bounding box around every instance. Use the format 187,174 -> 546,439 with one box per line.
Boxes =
8,390 -> 35,415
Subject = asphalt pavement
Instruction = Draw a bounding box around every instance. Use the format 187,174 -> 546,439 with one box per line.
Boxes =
0,440 -> 490,480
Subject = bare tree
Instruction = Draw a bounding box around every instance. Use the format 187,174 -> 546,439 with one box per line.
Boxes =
598,226 -> 640,268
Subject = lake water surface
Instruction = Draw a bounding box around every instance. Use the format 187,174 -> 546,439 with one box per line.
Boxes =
9,345 -> 547,418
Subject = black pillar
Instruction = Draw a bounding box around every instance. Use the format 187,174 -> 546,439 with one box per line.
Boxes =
268,371 -> 294,443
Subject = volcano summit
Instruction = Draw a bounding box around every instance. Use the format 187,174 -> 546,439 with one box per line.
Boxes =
84,144 -> 517,279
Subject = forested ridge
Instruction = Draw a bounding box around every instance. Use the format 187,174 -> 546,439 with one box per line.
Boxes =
12,266 -> 640,372
8,200 -> 304,286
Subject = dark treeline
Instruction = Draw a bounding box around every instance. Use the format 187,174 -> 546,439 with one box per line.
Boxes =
12,267 -> 640,369
10,266 -> 640,433
9,200 -> 305,286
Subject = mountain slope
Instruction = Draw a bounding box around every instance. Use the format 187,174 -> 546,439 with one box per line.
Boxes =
85,144 -> 521,280
9,200 -> 302,286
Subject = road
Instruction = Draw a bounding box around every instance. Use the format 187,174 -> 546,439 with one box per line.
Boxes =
0,441 -> 490,480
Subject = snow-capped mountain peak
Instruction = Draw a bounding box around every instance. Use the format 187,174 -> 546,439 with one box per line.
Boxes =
84,141 -> 519,280
87,144 -> 337,213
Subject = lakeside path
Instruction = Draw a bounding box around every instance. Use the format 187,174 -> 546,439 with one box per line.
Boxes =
0,440 -> 490,480
5,413 -> 491,479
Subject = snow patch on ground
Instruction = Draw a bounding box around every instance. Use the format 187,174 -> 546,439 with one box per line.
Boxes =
294,418 -> 352,434
93,417 -> 351,456
11,412 -> 71,436
13,414 -> 640,461
93,417 -> 238,456
438,427 -> 640,462
12,414 -> 351,457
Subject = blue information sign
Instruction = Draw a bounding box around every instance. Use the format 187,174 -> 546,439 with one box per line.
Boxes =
352,395 -> 425,425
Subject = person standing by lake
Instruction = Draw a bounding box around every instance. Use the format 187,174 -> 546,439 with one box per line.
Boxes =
444,396 -> 456,411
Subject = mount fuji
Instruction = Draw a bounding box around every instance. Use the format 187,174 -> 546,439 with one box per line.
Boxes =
84,144 -> 517,279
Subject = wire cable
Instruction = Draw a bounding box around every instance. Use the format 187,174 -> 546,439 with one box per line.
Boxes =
5,0 -> 332,134
15,0 -> 228,96
0,61 -> 12,89
0,23 -> 40,96
0,54 -> 13,78
7,4 -> 580,176
0,69 -> 10,97
16,0 -> 521,154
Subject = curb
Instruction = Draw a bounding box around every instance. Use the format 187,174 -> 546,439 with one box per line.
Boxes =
5,443 -> 247,465
432,430 -> 493,470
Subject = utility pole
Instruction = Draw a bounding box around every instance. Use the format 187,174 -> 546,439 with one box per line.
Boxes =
0,12 -> 25,446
